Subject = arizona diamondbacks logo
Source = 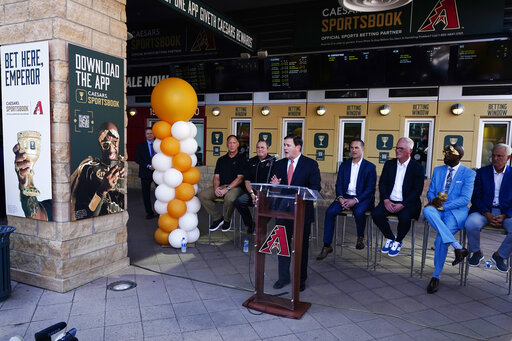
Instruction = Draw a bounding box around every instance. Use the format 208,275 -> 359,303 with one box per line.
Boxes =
418,0 -> 460,32
259,225 -> 290,257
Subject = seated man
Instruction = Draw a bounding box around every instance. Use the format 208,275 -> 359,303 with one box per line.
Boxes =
465,143 -> 512,272
423,144 -> 475,294
234,139 -> 275,234
372,137 -> 424,257
317,139 -> 376,260
198,135 -> 246,232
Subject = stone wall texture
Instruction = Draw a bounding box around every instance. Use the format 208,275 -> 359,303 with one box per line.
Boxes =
2,0 -> 129,292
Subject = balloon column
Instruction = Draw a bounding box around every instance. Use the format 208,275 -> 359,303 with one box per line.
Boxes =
150,78 -> 201,248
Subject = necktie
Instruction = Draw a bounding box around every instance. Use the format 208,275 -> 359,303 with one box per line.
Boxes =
444,167 -> 453,193
287,160 -> 294,185
150,142 -> 155,158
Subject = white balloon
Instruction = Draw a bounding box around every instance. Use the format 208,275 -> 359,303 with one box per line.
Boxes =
169,229 -> 187,248
152,170 -> 165,185
153,138 -> 161,153
190,154 -> 198,167
180,138 -> 198,155
163,168 -> 183,188
171,121 -> 191,141
155,184 -> 175,203
186,196 -> 201,213
193,184 -> 198,193
187,122 -> 197,138
154,200 -> 168,215
152,153 -> 172,171
187,228 -> 200,243
179,213 -> 198,231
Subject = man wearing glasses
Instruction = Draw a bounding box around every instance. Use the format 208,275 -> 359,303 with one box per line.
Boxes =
423,144 -> 475,293
372,137 -> 424,257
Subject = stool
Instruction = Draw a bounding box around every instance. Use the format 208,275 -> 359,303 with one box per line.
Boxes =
208,198 -> 240,247
334,210 -> 373,268
420,220 -> 465,281
462,224 -> 512,295
373,216 -> 417,277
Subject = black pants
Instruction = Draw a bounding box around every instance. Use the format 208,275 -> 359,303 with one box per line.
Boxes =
277,218 -> 311,283
141,177 -> 154,215
371,201 -> 414,243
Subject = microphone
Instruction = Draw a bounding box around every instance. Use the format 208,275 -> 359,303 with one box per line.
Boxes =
260,154 -> 279,163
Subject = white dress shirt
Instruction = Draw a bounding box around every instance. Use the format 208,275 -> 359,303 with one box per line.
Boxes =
442,163 -> 460,192
287,154 -> 301,176
493,165 -> 508,206
390,158 -> 411,202
347,158 -> 362,196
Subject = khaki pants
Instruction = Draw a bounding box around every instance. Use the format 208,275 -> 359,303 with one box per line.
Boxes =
198,186 -> 243,223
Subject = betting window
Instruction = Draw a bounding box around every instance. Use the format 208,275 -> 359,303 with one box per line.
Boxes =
476,119 -> 512,168
282,118 -> 305,156
405,118 -> 434,178
232,119 -> 251,159
337,118 -> 365,168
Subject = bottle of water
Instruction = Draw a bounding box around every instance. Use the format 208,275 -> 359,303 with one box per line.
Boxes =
485,260 -> 492,269
181,237 -> 187,253
243,238 -> 249,253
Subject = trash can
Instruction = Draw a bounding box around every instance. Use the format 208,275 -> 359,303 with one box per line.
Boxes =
0,225 -> 16,301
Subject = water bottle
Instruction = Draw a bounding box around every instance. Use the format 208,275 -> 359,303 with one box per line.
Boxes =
181,237 -> 187,253
243,238 -> 249,253
485,260 -> 492,269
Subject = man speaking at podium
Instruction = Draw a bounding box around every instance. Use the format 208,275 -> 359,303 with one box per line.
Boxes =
270,135 -> 321,291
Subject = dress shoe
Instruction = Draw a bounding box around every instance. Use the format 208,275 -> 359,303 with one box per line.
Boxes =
452,247 -> 469,266
316,246 -> 333,260
355,236 -> 365,250
273,279 -> 290,289
300,281 -> 306,292
427,277 -> 439,294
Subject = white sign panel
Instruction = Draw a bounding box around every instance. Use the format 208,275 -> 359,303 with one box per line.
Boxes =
1,41 -> 53,220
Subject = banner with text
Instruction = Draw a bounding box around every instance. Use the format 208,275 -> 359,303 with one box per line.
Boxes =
69,44 -> 125,221
1,41 -> 53,220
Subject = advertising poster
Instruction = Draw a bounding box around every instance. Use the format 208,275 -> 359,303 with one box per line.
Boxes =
1,41 -> 53,221
68,44 -> 125,221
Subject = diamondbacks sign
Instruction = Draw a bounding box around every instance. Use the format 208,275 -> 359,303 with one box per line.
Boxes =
259,225 -> 291,257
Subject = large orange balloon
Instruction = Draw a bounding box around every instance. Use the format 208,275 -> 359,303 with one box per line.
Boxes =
175,183 -> 195,201
151,78 -> 198,124
158,213 -> 179,233
154,228 -> 170,245
152,121 -> 172,140
160,136 -> 180,156
173,152 -> 192,172
167,199 -> 187,218
182,167 -> 200,185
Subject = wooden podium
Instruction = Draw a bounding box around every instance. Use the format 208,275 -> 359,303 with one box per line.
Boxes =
242,184 -> 321,319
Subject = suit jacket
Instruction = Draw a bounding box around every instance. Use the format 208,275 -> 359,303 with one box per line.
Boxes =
427,164 -> 476,228
335,158 -> 376,209
271,154 -> 321,223
135,140 -> 153,179
470,165 -> 512,218
379,158 -> 424,219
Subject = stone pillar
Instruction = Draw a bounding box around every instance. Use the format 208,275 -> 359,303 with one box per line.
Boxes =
1,0 -> 129,292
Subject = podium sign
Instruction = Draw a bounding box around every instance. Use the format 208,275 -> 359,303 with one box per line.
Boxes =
242,183 -> 321,319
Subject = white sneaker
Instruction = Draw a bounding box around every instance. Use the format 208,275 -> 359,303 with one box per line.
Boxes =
381,239 -> 393,253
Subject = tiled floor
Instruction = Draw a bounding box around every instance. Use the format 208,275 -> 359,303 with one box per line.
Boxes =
1,189 -> 512,340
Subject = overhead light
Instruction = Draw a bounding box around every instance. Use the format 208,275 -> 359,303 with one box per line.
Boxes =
261,106 -> 270,116
257,50 -> 268,59
316,105 -> 327,116
451,103 -> 464,115
379,104 -> 391,116
128,108 -> 137,117
212,107 -> 221,116
240,52 -> 251,59
341,0 -> 412,12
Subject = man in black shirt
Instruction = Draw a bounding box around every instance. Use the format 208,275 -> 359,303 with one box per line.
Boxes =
198,135 -> 247,232
235,139 -> 275,234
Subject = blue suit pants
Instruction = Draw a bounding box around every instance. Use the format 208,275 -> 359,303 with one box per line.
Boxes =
323,198 -> 368,245
465,208 -> 512,259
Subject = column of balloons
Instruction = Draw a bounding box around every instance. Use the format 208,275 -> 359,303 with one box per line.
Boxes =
149,78 -> 201,248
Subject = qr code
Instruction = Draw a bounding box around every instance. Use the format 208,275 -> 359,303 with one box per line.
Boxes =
78,114 -> 90,128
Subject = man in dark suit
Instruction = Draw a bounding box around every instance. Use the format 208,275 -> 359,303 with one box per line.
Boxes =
270,135 -> 321,291
465,143 -> 512,273
424,144 -> 475,293
372,136 -> 424,257
317,139 -> 376,260
135,127 -> 156,219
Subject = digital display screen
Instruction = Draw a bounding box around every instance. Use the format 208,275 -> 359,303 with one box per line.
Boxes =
454,41 -> 512,82
212,59 -> 261,91
321,51 -> 373,87
265,55 -> 311,89
169,63 -> 208,91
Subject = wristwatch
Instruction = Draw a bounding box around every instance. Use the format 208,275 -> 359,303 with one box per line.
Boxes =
226,186 -> 231,191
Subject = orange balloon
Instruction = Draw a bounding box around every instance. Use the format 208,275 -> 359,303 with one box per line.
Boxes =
158,213 -> 179,233
175,183 -> 195,201
182,167 -> 200,185
154,228 -> 170,245
167,199 -> 187,218
150,78 -> 198,124
173,152 -> 192,172
152,121 -> 172,140
160,136 -> 180,156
